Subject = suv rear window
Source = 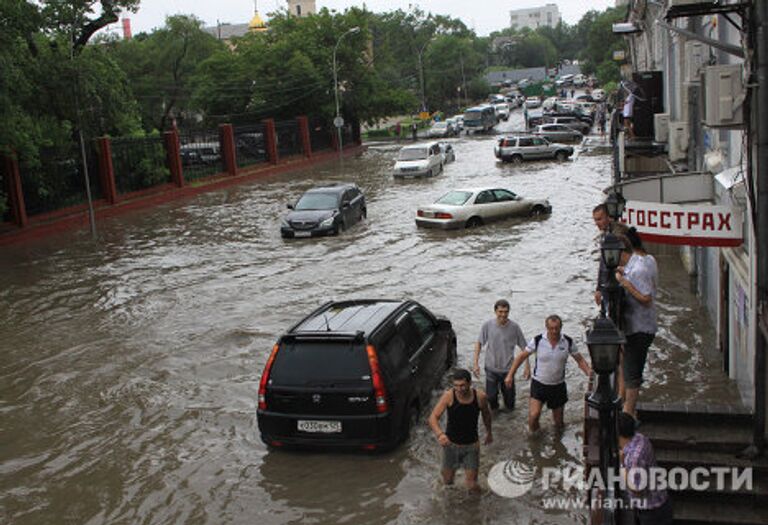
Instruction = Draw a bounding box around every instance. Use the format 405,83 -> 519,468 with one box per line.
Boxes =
270,340 -> 370,386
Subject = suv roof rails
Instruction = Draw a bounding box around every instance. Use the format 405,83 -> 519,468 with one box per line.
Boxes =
283,331 -> 366,342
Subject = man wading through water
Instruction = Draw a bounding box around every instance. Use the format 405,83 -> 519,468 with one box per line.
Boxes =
428,369 -> 493,492
473,299 -> 530,411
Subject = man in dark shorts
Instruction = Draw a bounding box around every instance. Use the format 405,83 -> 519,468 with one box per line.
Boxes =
428,369 -> 493,492
504,315 -> 591,432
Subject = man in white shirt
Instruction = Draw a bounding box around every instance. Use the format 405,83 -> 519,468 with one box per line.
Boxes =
504,315 -> 591,432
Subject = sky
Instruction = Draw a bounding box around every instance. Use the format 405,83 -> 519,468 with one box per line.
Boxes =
114,1 -> 617,37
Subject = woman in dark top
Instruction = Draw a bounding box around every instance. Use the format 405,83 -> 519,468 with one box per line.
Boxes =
428,369 -> 493,492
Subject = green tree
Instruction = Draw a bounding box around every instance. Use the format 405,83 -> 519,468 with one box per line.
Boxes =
109,15 -> 224,131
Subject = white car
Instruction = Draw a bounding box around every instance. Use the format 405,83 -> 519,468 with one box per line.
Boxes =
494,103 -> 510,121
393,142 -> 443,178
415,187 -> 552,229
524,97 -> 542,109
451,115 -> 464,130
428,121 -> 455,138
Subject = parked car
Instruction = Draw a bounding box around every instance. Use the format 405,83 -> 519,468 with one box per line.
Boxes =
534,124 -> 583,143
438,142 -> 456,164
280,183 -> 366,238
415,187 -> 552,229
428,121 -> 455,138
494,135 -> 574,164
524,97 -> 542,109
257,299 -> 457,450
393,142 -> 443,178
180,142 -> 221,165
451,115 -> 464,131
542,115 -> 591,135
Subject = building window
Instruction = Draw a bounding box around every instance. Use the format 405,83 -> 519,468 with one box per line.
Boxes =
547,13 -> 552,24
297,5 -> 301,16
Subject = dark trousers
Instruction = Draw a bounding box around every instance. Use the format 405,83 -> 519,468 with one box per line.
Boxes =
485,369 -> 515,410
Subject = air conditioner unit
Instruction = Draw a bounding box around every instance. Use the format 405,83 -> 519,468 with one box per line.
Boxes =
704,64 -> 745,127
654,113 -> 670,142
684,41 -> 708,83
669,121 -> 689,161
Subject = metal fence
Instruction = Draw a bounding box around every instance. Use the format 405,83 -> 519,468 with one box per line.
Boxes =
339,123 -> 355,148
234,124 -> 268,168
309,119 -> 333,152
20,143 -> 101,216
111,137 -> 171,194
275,120 -> 302,158
178,130 -> 225,181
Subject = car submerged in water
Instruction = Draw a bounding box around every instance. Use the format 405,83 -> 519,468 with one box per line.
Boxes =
415,187 -> 552,229
280,183 -> 366,238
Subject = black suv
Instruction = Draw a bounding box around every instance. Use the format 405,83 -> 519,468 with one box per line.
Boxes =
257,300 -> 457,451
281,183 -> 366,238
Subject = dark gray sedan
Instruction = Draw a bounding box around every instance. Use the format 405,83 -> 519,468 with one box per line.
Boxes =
534,124 -> 583,143
281,183 -> 366,238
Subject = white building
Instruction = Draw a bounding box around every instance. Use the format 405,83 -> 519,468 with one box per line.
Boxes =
509,4 -> 561,31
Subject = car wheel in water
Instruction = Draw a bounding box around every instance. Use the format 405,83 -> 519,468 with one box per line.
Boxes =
530,205 -> 546,217
466,216 -> 483,229
555,151 -> 568,162
335,221 -> 344,235
511,155 -> 523,165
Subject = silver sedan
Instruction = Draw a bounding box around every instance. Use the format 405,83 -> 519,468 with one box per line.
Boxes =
415,187 -> 552,229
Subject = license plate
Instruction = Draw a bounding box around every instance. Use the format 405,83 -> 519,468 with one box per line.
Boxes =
421,211 -> 434,218
297,420 -> 341,433
294,231 -> 311,238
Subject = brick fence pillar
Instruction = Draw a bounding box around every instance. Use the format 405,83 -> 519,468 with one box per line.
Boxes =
97,137 -> 118,204
164,130 -> 184,187
263,119 -> 278,165
297,116 -> 312,158
219,124 -> 237,176
4,155 -> 28,228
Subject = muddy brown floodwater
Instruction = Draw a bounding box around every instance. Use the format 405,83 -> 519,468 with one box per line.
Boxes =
0,111 -> 738,525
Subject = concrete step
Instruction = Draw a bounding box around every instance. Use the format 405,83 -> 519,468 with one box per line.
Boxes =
637,402 -> 753,427
638,420 -> 752,454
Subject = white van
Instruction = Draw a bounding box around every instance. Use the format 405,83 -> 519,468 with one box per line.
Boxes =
393,142 -> 443,178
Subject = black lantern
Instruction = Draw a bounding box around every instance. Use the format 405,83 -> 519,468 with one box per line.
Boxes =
586,316 -> 625,375
604,192 -> 626,221
601,232 -> 624,270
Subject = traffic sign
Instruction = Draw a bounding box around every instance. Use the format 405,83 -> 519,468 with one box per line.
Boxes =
333,116 -> 345,128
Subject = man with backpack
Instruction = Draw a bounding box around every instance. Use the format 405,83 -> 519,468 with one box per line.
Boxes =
504,315 -> 591,432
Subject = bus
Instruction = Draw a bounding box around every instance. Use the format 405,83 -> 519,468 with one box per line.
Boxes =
463,105 -> 496,134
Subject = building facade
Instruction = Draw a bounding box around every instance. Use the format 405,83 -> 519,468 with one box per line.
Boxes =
287,0 -> 316,18
509,4 -> 561,31
614,1 -> 766,447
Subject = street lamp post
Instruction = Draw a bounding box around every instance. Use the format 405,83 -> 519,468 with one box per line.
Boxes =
586,315 -> 625,525
417,37 -> 435,113
333,26 -> 360,162
600,232 -> 625,322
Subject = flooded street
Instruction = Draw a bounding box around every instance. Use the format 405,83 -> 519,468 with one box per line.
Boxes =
0,110 -> 739,525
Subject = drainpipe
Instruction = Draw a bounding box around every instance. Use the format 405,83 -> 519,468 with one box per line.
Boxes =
754,0 -> 767,453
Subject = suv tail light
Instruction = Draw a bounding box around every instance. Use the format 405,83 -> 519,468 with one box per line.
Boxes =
365,345 -> 389,413
258,343 -> 280,410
